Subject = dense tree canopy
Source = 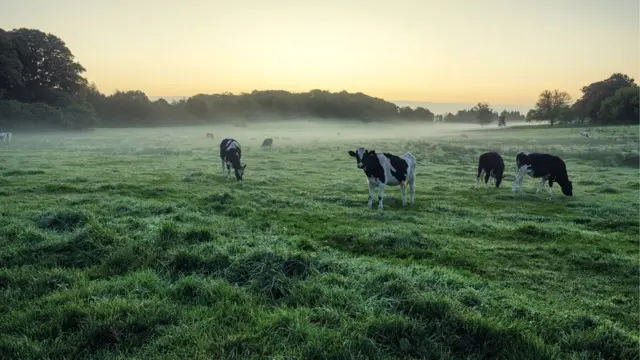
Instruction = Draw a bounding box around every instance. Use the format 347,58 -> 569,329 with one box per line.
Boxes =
573,73 -> 636,122
0,27 -> 637,131
472,102 -> 495,126
527,90 -> 574,127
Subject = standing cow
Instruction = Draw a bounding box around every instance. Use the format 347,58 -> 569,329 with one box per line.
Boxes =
348,147 -> 416,210
476,152 -> 505,189
220,138 -> 247,181
0,132 -> 12,142
512,151 -> 573,196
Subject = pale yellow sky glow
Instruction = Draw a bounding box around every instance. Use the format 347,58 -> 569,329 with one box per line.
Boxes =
3,0 -> 639,106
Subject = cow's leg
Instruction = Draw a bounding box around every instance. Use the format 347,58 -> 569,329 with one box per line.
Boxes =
512,166 -> 527,192
535,176 -> 547,193
367,181 -> 375,209
227,163 -> 232,179
484,170 -> 491,189
476,167 -> 483,188
409,176 -> 415,205
548,176 -> 554,195
400,183 -> 407,207
221,158 -> 225,176
377,183 -> 386,210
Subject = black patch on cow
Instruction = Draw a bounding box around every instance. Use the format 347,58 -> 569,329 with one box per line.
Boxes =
477,151 -> 505,188
384,152 -> 408,183
516,152 -> 573,196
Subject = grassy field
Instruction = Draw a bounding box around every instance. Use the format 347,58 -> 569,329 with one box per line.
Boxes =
0,122 -> 638,360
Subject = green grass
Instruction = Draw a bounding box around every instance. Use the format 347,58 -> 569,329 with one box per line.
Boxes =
0,123 -> 638,360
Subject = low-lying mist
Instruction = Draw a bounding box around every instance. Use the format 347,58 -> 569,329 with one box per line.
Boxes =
10,118 -> 534,152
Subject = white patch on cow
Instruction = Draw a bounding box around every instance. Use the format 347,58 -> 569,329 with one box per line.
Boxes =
225,140 -> 239,151
355,147 -> 367,168
512,165 -> 531,192
548,185 -> 553,195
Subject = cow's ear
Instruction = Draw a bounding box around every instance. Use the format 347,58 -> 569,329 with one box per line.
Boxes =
348,151 -> 356,157
368,150 -> 375,155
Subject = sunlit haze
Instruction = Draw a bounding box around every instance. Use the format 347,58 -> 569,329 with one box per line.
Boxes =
3,0 -> 638,109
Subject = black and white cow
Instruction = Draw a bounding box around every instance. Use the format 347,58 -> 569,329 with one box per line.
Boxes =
261,138 -> 273,149
476,151 -> 505,189
0,132 -> 12,142
348,147 -> 416,210
220,138 -> 246,181
512,151 -> 573,196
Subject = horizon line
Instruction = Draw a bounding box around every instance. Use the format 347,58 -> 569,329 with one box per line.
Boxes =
145,94 -> 534,110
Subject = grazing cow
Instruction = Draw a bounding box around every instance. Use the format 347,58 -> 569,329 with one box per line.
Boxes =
206,133 -> 214,139
220,138 -> 246,181
476,152 -> 505,189
512,151 -> 573,196
348,147 -> 416,210
0,132 -> 12,142
261,138 -> 273,149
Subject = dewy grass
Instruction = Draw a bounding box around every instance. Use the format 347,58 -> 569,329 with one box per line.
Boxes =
0,124 -> 638,360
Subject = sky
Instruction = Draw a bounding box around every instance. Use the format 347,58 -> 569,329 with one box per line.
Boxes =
2,0 -> 639,109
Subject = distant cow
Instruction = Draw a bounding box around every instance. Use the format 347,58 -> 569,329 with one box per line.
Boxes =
220,138 -> 247,181
261,138 -> 273,149
0,132 -> 12,142
348,147 -> 416,210
461,134 -> 469,139
476,152 -> 505,189
206,133 -> 214,139
512,151 -> 573,196
579,129 -> 589,138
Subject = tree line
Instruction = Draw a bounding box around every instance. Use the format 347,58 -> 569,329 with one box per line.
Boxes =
0,27 -> 637,131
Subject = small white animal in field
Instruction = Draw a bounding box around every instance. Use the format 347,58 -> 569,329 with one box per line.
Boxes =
348,147 -> 417,210
579,129 -> 589,138
0,132 -> 12,142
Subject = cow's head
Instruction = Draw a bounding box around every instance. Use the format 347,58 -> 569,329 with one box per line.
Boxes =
560,179 -> 573,196
234,164 -> 247,181
348,147 -> 374,169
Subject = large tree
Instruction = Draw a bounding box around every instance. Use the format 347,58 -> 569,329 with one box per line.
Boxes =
497,110 -> 507,127
572,73 -> 635,122
597,86 -> 639,124
473,102 -> 494,125
0,29 -> 23,98
6,28 -> 88,103
527,89 -> 573,126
